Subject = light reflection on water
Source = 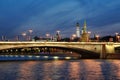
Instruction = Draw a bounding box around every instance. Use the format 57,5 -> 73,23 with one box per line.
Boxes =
0,60 -> 120,80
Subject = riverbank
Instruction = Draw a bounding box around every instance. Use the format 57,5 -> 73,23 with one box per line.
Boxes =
0,55 -> 80,61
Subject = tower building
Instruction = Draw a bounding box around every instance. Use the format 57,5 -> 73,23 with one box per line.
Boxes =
81,20 -> 89,42
76,22 -> 80,38
83,20 -> 87,33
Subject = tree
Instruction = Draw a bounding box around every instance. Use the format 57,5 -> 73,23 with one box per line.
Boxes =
33,36 -> 40,41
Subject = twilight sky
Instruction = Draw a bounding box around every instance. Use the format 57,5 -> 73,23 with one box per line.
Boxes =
0,0 -> 120,39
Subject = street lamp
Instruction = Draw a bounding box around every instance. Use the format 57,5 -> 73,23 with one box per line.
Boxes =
22,32 -> 26,41
28,29 -> 33,41
117,35 -> 120,42
96,34 -> 100,42
115,32 -> 119,42
88,31 -> 91,34
1,35 -> 5,41
46,33 -> 50,41
72,34 -> 77,38
56,30 -> 61,41
88,31 -> 91,42
71,34 -> 76,41
56,30 -> 60,34
70,34 -> 76,41
22,32 -> 26,36
15,35 -> 19,41
28,29 -> 33,33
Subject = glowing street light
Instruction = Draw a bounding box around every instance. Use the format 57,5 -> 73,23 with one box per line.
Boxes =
88,31 -> 91,34
46,33 -> 50,41
1,35 -> 5,41
22,32 -> 26,36
72,34 -> 77,38
88,31 -> 91,42
115,32 -> 119,35
56,30 -> 60,34
22,32 -> 26,41
56,30 -> 61,41
96,34 -> 100,42
28,29 -> 33,41
117,35 -> 120,42
71,34 -> 76,41
115,32 -> 119,42
46,33 -> 50,37
28,29 -> 33,34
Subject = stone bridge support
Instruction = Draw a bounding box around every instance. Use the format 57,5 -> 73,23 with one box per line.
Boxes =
100,43 -> 115,59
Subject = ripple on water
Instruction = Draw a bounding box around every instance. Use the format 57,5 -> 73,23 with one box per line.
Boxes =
0,60 -> 120,80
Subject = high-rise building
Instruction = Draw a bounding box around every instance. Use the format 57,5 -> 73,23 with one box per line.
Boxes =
76,22 -> 80,38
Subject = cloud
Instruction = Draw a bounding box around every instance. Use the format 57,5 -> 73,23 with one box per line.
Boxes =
0,0 -> 120,38
88,22 -> 120,37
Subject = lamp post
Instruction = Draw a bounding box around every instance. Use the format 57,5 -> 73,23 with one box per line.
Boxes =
1,35 -> 5,41
71,34 -> 76,41
15,35 -> 19,41
96,35 -> 100,42
28,29 -> 33,41
115,32 -> 119,42
46,33 -> 50,41
117,35 -> 120,42
88,31 -> 91,42
56,30 -> 61,41
56,30 -> 60,34
22,32 -> 26,41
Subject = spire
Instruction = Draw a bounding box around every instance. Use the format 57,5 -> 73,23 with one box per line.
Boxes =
84,20 -> 86,28
83,20 -> 87,33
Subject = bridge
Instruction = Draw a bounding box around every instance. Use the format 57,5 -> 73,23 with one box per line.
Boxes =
0,41 -> 120,59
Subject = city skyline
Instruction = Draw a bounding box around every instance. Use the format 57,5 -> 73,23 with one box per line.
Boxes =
0,0 -> 120,39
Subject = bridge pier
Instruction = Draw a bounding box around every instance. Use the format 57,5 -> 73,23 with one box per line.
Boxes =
100,44 -> 106,59
100,43 -> 115,59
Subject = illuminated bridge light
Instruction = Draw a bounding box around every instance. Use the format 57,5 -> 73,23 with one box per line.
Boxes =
53,56 -> 59,60
1,55 -> 4,57
36,56 -> 40,58
15,55 -> 18,57
21,55 -> 25,57
44,56 -> 48,58
28,55 -> 33,58
6,50 -> 8,52
10,55 -> 13,57
11,50 -> 13,52
65,57 -> 71,60
5,55 -> 8,57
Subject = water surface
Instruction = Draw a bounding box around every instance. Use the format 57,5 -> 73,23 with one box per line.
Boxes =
0,60 -> 120,80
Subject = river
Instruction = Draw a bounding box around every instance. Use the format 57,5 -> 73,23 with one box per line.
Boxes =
0,59 -> 120,80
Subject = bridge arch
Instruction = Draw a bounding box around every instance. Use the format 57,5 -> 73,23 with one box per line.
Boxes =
0,45 -> 100,59
115,46 -> 120,53
1,41 -> 117,59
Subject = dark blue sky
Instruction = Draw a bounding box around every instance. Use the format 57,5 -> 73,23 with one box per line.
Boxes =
0,0 -> 120,39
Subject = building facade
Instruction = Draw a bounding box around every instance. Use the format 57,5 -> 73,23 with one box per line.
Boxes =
76,21 -> 89,42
